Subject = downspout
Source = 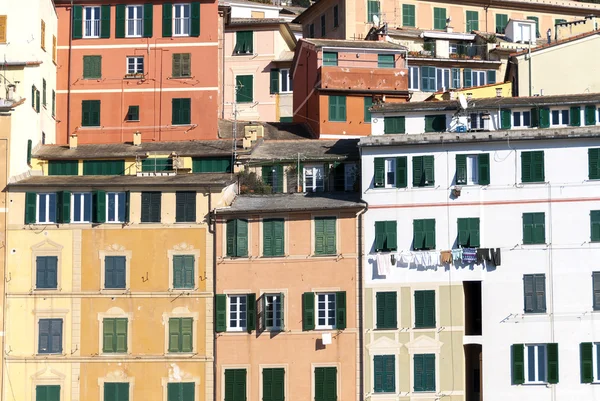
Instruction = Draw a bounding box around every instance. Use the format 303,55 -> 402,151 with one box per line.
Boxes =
207,189 -> 217,401
66,0 -> 74,143
356,203 -> 367,401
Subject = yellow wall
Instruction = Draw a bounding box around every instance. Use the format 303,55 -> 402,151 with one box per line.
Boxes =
429,82 -> 513,101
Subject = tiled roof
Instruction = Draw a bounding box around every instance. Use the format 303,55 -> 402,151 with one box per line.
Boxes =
300,38 -> 408,50
510,29 -> 600,56
216,192 -> 365,213
218,120 -> 315,140
244,139 -> 360,162
228,18 -> 289,25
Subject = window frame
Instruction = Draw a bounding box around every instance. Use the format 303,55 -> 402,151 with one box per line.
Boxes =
71,192 -> 92,224
328,95 -> 346,122
593,343 -> 600,382
103,255 -> 127,290
384,158 -> 396,188
279,68 -> 292,93
315,292 -> 336,330
264,293 -> 283,331
37,317 -> 63,354
106,192 -> 127,223
37,193 -> 57,224
101,317 -> 129,354
408,66 -> 419,90
303,164 -> 325,192
513,110 -> 532,128
126,5 -> 144,38
126,56 -> 144,74
35,255 -> 59,290
227,294 -> 248,332
373,355 -> 396,393
524,344 -> 548,384
172,3 -> 191,37
224,369 -> 247,401
83,6 -> 101,38
550,109 -> 569,126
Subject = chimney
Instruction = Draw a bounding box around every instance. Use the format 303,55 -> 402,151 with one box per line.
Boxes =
133,131 -> 142,146
446,26 -> 453,33
496,88 -> 503,98
69,134 -> 78,149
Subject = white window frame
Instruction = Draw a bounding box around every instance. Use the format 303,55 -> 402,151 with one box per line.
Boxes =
280,69 -> 293,93
465,155 -> 479,185
593,343 -> 600,383
524,344 -> 547,384
449,43 -> 458,54
37,193 -> 57,224
513,110 -> 532,128
304,165 -> 325,192
436,68 -> 450,91
126,5 -> 144,37
126,56 -> 144,75
471,70 -> 486,87
408,66 -> 419,90
227,295 -> 248,332
106,192 -> 126,223
385,158 -> 396,188
71,192 -> 92,223
550,109 -> 569,127
83,6 -> 101,38
316,293 -> 336,330
173,3 -> 191,37
264,293 -> 282,330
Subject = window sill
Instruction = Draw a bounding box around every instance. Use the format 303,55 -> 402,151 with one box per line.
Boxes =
102,288 -> 128,293
34,288 -> 60,292
82,77 -> 102,80
413,326 -> 436,330
37,353 -> 64,356
125,120 -> 140,123
80,126 -> 101,129
260,255 -> 286,259
328,120 -> 347,123
99,352 -> 130,357
374,328 -> 398,331
165,352 -> 195,356
521,243 -> 547,247
523,311 -> 548,315
168,76 -> 193,80
171,123 -> 192,127
171,288 -> 195,292
312,254 -> 337,258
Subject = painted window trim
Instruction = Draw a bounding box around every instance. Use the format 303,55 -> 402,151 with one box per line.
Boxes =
31,239 -> 63,292
279,68 -> 292,93
315,292 -> 336,330
160,377 -> 201,401
161,307 -> 199,355
71,192 -> 93,224
105,191 -> 127,223
226,294 -> 248,332
125,5 -> 144,38
523,343 -> 548,384
36,193 -> 57,224
311,213 -> 339,257
83,6 -> 101,38
258,365 -> 288,401
221,366 -> 250,401
97,307 -> 134,356
98,249 -> 132,292
259,288 -> 287,331
126,55 -> 144,74
167,248 -> 200,291
172,3 -> 191,37
97,377 -> 135,401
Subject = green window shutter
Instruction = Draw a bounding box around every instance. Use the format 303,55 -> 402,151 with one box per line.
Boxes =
315,367 -> 337,401
115,5 -> 126,38
364,96 -> 372,123
570,106 -> 581,126
423,155 -> 434,186
463,68 -> 472,88
395,156 -> 407,188
49,160 -> 78,175
302,292 -> 315,330
247,293 -> 256,332
581,342 -> 593,383
103,318 -> 115,352
455,154 -> 466,185
270,69 -> 280,94
192,157 -> 231,173
27,139 -> 32,165
375,221 -> 385,251
93,190 -> 106,223
31,85 -> 35,108
384,117 -> 405,134
100,5 -> 110,38
466,11 -> 478,32
425,115 -> 445,133
328,95 -> 346,122
591,211 -> 600,242
547,343 -> 559,384
190,2 -> 200,37
175,191 -> 196,223
162,3 -> 173,37
42,79 -> 46,106
82,100 -> 100,126
413,156 -> 423,187
376,292 -> 397,329
511,344 -> 525,384
414,354 -> 424,391
589,148 -> 600,180
124,191 -> 130,223
521,151 -> 544,183
115,318 -> 128,352
433,8 -> 446,30
315,217 -> 336,255
236,219 -> 248,257
236,75 -> 253,103
413,219 -> 424,250
104,383 -> 129,401
457,218 -> 469,247
539,107 -> 550,128
374,355 -> 395,393
215,294 -> 226,333
594,272 -> 600,311
323,52 -> 338,66
530,107 -> 539,127
143,4 -> 153,38
424,354 -> 436,391
52,90 -> 55,116
487,70 -> 496,84
523,274 -> 535,312
523,212 -> 545,245
25,192 -> 37,224
385,221 -> 397,250
263,219 -> 273,256
35,90 -> 40,112
585,105 -> 597,126
377,54 -> 394,68
57,191 -> 71,224
496,14 -> 508,34
402,4 -> 415,27
533,151 -> 545,182
263,368 -> 285,401
500,109 -> 511,129
415,290 -> 435,328
73,6 -> 83,39
521,151 -> 532,182
478,153 -> 490,185
374,158 -> 385,188
469,218 -> 480,247
335,291 -> 346,330
37,385 -> 61,401
126,105 -> 139,121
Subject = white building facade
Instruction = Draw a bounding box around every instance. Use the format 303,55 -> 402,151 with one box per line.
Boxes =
360,121 -> 600,400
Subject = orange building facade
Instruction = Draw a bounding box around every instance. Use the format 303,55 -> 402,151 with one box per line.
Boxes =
55,0 -> 219,145
292,38 -> 408,139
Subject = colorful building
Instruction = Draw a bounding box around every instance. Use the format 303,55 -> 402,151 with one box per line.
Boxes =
214,192 -> 365,401
54,0 -> 220,145
292,38 -> 408,138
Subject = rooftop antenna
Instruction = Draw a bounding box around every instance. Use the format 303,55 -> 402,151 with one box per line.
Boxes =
372,14 -> 380,27
458,94 -> 468,110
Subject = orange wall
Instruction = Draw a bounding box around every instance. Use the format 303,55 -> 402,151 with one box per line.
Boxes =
55,1 -> 219,144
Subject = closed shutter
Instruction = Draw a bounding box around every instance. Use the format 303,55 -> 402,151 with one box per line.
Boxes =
82,100 -> 101,126
115,5 -> 126,38
167,383 -> 195,401
433,7 -> 446,29
496,14 -> 508,34
315,367 -> 337,401
463,68 -> 472,88
162,3 -> 173,37
263,219 -> 284,257
581,342 -> 594,383
73,6 -> 83,39
190,2 -> 200,36
384,116 -> 405,134
263,368 -> 284,401
236,219 -> 248,257
49,160 -> 78,175
25,192 -> 37,224
236,75 -> 253,103
413,219 -> 424,250
173,255 -> 194,288
374,355 -> 395,392
478,153 -> 490,185
593,272 -> 600,311
500,109 -> 511,129
466,10 -> 478,31
511,344 -> 525,384
215,294 -> 226,332
535,274 -> 546,312
424,354 -> 436,391
181,318 -> 193,352
585,105 -> 597,126
270,69 -> 280,94
57,191 -> 71,224
469,218 -> 480,247
413,156 -> 423,186
39,318 -> 62,354
105,256 -> 126,289
247,293 -> 256,332
414,354 -> 424,391
176,191 -> 196,222
377,54 -> 394,68
374,221 -> 385,251
104,383 -> 129,401
589,148 -> 600,180
225,369 -> 246,401
302,292 -> 315,330
395,157 -> 407,188
385,221 -> 397,250
335,291 -> 346,330
546,343 -> 559,383
374,158 -> 385,187
402,4 -> 415,27
168,318 -> 193,352
570,106 -> 581,126
539,107 -> 550,128
364,97 -> 372,123
36,256 -> 58,289
487,70 -> 496,84
315,217 -> 336,255
36,385 -> 61,401
226,220 -> 236,257
455,154 -> 466,184
143,4 -> 153,37
523,274 -> 535,312
328,96 -> 346,122
415,290 -> 435,328
376,292 -> 397,329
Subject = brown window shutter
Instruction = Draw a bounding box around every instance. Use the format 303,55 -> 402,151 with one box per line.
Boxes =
0,16 -> 7,44
52,35 -> 56,63
41,20 -> 45,50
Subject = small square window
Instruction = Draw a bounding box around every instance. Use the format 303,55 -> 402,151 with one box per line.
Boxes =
126,56 -> 144,75
126,106 -> 139,122
316,293 -> 336,329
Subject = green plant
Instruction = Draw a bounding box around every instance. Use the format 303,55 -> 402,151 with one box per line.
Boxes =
485,34 -> 497,43
237,169 -> 272,194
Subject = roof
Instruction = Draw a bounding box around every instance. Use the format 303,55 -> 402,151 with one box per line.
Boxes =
228,17 -> 290,26
219,0 -> 281,9
244,139 -> 359,162
511,29 -> 600,57
34,140 -> 241,160
9,173 -> 234,188
216,192 -> 365,213
371,92 -> 600,113
218,120 -> 315,140
386,27 -> 424,39
280,6 -> 307,16
300,38 -> 408,51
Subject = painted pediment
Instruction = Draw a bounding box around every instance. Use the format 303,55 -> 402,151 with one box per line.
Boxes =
405,335 -> 443,354
366,336 -> 402,354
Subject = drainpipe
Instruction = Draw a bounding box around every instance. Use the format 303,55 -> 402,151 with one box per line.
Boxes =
528,40 -> 532,97
0,138 -> 8,401
66,0 -> 74,143
356,203 -> 367,401
208,189 -> 217,401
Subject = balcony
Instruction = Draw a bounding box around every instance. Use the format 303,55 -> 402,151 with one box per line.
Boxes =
319,66 -> 409,92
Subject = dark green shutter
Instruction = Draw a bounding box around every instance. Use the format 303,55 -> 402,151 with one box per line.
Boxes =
302,292 -> 315,331
226,220 -> 236,256
73,6 -> 83,39
37,385 -> 61,401
496,14 -> 508,33
463,68 -> 472,87
396,157 -> 407,188
335,291 -> 346,330
413,156 -> 423,186
124,191 -> 130,222
466,10 -> 478,31
374,355 -> 395,393
315,217 -> 336,255
414,354 -> 424,391
25,192 -> 37,224
591,211 -> 600,242
215,294 -> 226,333
547,343 -> 559,384
523,212 -> 545,245
385,221 -> 397,250
522,151 -> 544,183
585,105 -> 597,126
457,218 -> 469,247
143,4 -> 153,37
415,290 -> 435,328
364,96 -> 372,123
374,158 -> 385,188
57,191 -> 71,224
236,75 -> 253,103
478,153 -> 490,185
376,292 -> 397,329
116,5 -> 126,38
487,70 -> 496,84
501,109 -> 511,129
190,2 -> 200,37
263,219 -> 284,257
384,116 -> 405,134
246,293 -> 256,332
27,139 -> 32,165
456,154 -> 466,185
93,190 -> 106,223
270,69 -> 279,94
236,219 -> 248,257
225,369 -> 246,401
100,5 -> 110,38
375,221 -> 385,251
581,342 -> 593,383
314,367 -> 337,401
539,107 -> 550,128
162,3 -> 173,37
263,368 -> 285,401
589,148 -> 600,180
570,106 -> 581,126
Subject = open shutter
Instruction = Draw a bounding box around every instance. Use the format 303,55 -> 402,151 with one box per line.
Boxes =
181,318 -> 193,352
463,68 -> 472,88
589,148 -> 600,180
469,218 -> 480,247
215,294 -> 226,333
115,5 -> 126,38
115,318 -> 128,352
455,154 -> 466,185
547,343 -> 559,384
534,151 -> 545,182
103,319 -> 115,352
521,152 -> 532,183
458,218 -> 469,246
279,292 -> 285,330
58,191 -> 71,224
585,105 -> 597,126
414,290 -> 424,328
530,107 -> 539,127
592,211 -> 600,242
412,156 -> 423,186
581,342 -> 593,383
478,153 -> 490,185
523,274 -> 535,312
501,109 -> 511,129
183,255 -> 194,288
25,192 -> 37,224
424,219 -> 436,249
374,158 -> 385,187
423,156 -> 434,185
100,5 -> 111,38
73,6 -> 83,39
190,2 -> 200,37
413,219 -> 424,250
511,344 -> 525,384
270,69 -> 280,94
396,157 -> 407,188
275,165 -> 284,193
226,220 -> 235,257
173,255 -> 183,288
93,190 -> 106,223
375,221 -> 385,251
302,292 -> 315,330
263,220 -> 273,257
424,290 -> 435,327
325,218 -> 336,254
570,106 -> 581,127
247,293 -> 256,332
162,3 -> 173,37
414,354 -> 424,391
168,318 -> 180,352
539,107 -> 550,128
143,4 -> 153,37
124,191 -> 130,223
385,221 -> 397,250
335,291 -> 346,330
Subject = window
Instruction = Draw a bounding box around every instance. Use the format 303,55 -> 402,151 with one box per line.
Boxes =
433,7 -> 446,30
520,344 -> 551,383
52,35 -> 57,63
83,160 -> 125,176
141,157 -> 172,173
413,219 -> 435,251
234,31 -> 253,53
227,295 -> 247,331
172,53 -> 191,77
375,221 -> 397,252
466,11 -> 478,31
414,354 -> 435,391
420,66 -> 435,92
81,100 -> 101,127
523,212 -> 545,245
378,54 -> 394,68
412,155 -> 435,187
27,140 -> 32,165
364,97 -> 373,123
323,51 -> 338,66
521,151 -> 545,183
193,157 -> 231,173
226,219 -> 249,257
104,383 -> 130,401
451,68 -> 460,89
280,69 -> 292,92
456,154 -> 489,185
402,4 -> 415,27
314,367 -> 337,401
374,157 -> 406,188
126,5 -> 143,37
48,160 -> 79,176
457,218 -> 480,247
175,191 -> 196,223
524,274 -> 546,313
126,56 -> 144,74
83,6 -> 101,38
42,79 -> 47,106
235,75 -> 253,103
550,109 -> 569,126
71,192 -> 92,223
83,55 -> 102,79
527,16 -> 540,37
408,66 -> 419,90
263,218 -> 284,257
38,318 -> 62,354
470,70 -> 486,87
436,68 -> 450,91
36,385 -> 60,401
141,191 -> 161,223
321,14 -> 326,36
374,355 -> 395,393
105,256 -> 126,289
304,165 -> 325,192
496,13 -> 508,33
592,211 -> 600,242
367,1 -> 380,23
333,5 -> 339,28
52,90 -> 56,117
167,383 -> 195,401
261,165 -> 283,193
376,292 -> 397,329
168,317 -> 193,352
173,3 -> 191,36
316,293 -> 336,329
171,98 -> 191,125
589,148 -> 600,180
580,342 -> 600,383
309,23 -> 314,38
224,369 -> 246,401
593,272 -> 600,310
36,256 -> 58,289
0,15 -> 6,44
513,110 -> 532,127
585,105 -> 597,126
102,318 -> 128,353
126,105 -> 139,121
315,217 -> 336,255
262,368 -> 284,401
37,193 -> 57,224
173,255 -> 194,289
344,163 -> 357,191
264,293 -> 283,330
328,95 -> 346,122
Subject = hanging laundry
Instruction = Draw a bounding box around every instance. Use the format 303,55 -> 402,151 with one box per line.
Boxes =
476,248 -> 489,264
462,248 -> 477,263
376,253 -> 392,275
399,251 -> 414,268
483,248 -> 492,262
413,252 -> 426,267
451,248 -> 463,262
429,251 -> 441,267
440,250 -> 452,264
491,248 -> 501,266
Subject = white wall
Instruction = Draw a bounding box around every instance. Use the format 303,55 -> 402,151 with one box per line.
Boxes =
228,2 -> 281,19
362,138 -> 600,400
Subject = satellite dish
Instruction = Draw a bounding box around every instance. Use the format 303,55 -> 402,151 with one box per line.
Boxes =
458,94 -> 468,110
373,14 -> 380,26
